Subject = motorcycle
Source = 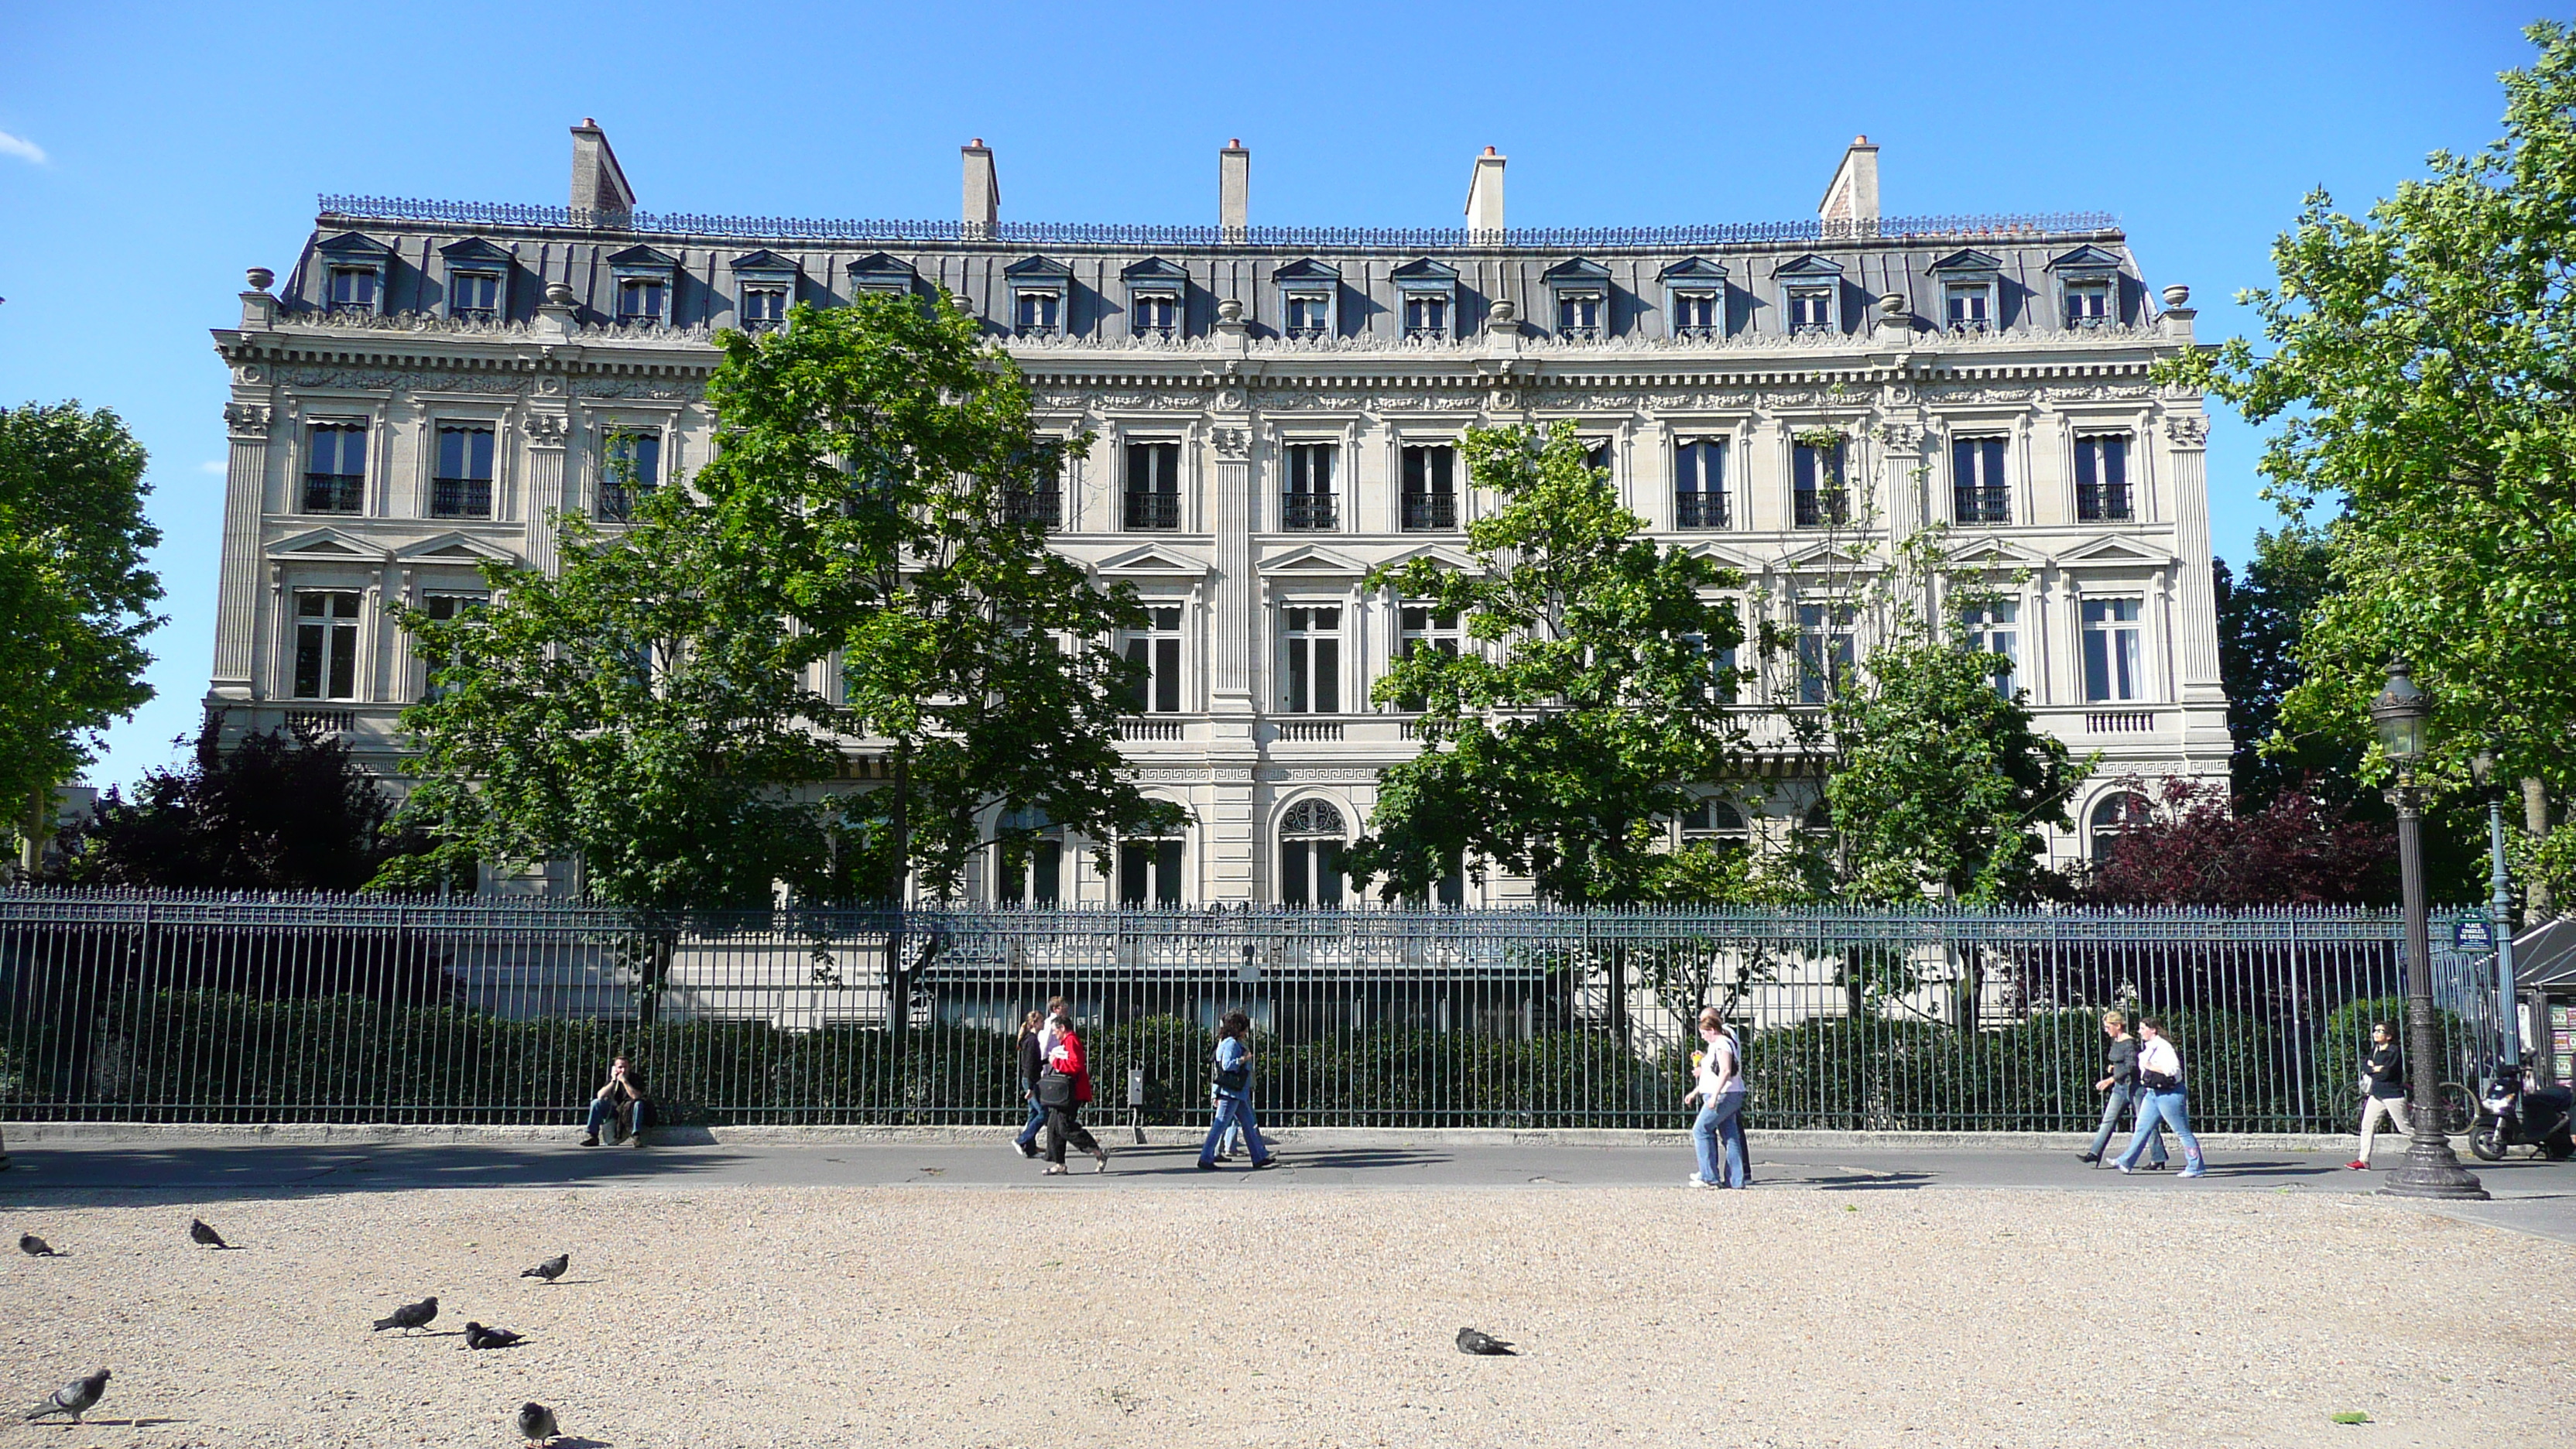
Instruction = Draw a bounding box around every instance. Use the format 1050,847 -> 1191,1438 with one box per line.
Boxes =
2468,1065 -> 2576,1163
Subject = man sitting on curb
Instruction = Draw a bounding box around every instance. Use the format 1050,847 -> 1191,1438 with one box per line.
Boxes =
581,1055 -> 652,1148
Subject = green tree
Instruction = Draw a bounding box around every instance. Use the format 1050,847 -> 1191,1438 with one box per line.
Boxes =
1345,420 -> 1746,906
0,402 -> 163,855
2214,524 -> 2348,807
2163,20 -> 2576,906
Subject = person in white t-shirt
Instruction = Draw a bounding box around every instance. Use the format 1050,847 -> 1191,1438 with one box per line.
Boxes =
2111,1017 -> 2207,1178
1684,1007 -> 1750,1189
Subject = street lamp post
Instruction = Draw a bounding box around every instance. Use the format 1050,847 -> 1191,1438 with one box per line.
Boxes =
2472,745 -> 2521,1076
2371,659 -> 2489,1201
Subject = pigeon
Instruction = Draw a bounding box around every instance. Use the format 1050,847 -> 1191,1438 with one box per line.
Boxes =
516,1400 -> 561,1447
464,1322 -> 525,1350
19,1233 -> 57,1256
519,1253 -> 569,1283
188,1218 -> 228,1249
371,1296 -> 438,1334
25,1368 -> 108,1423
1456,1326 -> 1516,1356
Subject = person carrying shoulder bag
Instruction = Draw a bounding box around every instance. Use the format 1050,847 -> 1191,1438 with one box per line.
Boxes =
1196,1011 -> 1276,1171
1038,1012 -> 1109,1175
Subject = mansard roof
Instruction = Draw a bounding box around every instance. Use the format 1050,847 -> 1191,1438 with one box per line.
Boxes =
437,237 -> 514,265
316,231 -> 393,261
1005,253 -> 1074,279
1272,257 -> 1341,283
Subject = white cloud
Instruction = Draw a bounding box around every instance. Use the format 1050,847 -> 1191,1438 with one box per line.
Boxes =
198,461 -> 225,475
0,131 -> 47,166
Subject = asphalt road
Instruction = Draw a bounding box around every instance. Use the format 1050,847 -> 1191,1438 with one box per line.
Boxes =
9,1133 -> 2572,1243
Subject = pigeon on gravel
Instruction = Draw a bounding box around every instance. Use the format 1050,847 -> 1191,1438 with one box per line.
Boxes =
1456,1327 -> 1516,1356
25,1368 -> 108,1423
188,1218 -> 228,1249
372,1296 -> 438,1334
463,1322 -> 526,1350
516,1400 -> 561,1447
519,1253 -> 569,1283
19,1233 -> 57,1256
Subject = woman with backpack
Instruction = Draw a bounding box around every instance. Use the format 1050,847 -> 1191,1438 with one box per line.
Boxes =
1197,1010 -> 1276,1170
2111,1017 -> 2208,1178
1038,1012 -> 1109,1174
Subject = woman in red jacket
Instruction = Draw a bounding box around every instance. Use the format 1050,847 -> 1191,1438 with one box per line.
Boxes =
1039,1012 -> 1110,1174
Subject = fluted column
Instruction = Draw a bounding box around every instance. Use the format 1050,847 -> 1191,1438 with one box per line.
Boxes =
1203,403 -> 1259,902
2163,413 -> 2221,701
524,410 -> 570,576
210,400 -> 273,699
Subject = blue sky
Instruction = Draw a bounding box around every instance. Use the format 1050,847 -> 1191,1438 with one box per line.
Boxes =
0,0 -> 2548,789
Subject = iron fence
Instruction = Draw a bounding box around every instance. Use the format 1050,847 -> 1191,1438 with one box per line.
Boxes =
0,892 -> 2501,1133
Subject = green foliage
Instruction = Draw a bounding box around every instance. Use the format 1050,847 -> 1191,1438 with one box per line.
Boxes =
2215,524 -> 2354,807
0,402 -> 163,846
2314,995 -> 2475,1124
1348,420 -> 1747,905
2162,21 -> 2576,886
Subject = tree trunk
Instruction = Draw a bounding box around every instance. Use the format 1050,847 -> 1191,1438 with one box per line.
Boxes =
2525,777 -> 2552,920
886,739 -> 913,1036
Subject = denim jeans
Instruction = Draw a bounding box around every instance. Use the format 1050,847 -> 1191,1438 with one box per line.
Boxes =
584,1097 -> 645,1140
2088,1084 -> 2168,1165
1198,1094 -> 1271,1166
1211,1094 -> 1246,1156
1693,1093 -> 1748,1187
1014,1091 -> 1046,1150
2115,1088 -> 2204,1173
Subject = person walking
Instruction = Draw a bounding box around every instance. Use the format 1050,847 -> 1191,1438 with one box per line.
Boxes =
2348,1020 -> 2410,1170
1010,1011 -> 1047,1160
2081,1011 -> 2168,1170
1684,1008 -> 1749,1189
1038,1012 -> 1109,1175
1197,1010 -> 1276,1170
2110,1017 -> 2206,1178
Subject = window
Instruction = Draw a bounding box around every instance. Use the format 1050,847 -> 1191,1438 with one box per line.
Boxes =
617,277 -> 666,325
1787,287 -> 1834,334
1679,796 -> 1749,849
1400,444 -> 1457,530
1015,290 -> 1060,337
1118,835 -> 1184,906
1684,605 -> 1742,704
327,266 -> 379,314
418,592 -> 486,701
2065,279 -> 2111,328
1003,440 -> 1064,529
741,286 -> 789,331
1122,606 -> 1184,714
1394,605 -> 1461,711
1961,600 -> 2020,698
730,251 -> 799,332
599,430 -> 660,522
1278,800 -> 1347,906
1951,437 -> 2009,525
1796,602 -> 1854,704
1672,292 -> 1720,336
2075,435 -> 2132,521
2090,792 -> 2152,861
1675,438 -> 1728,528
292,591 -> 361,700
1132,291 -> 1178,338
1280,607 -> 1341,714
432,425 -> 495,519
1944,283 -> 1992,332
1557,292 -> 1602,338
303,422 -> 367,513
2081,598 -> 2144,702
992,805 -> 1062,906
1392,258 -> 1460,340
1581,440 -> 1612,481
447,270 -> 502,322
1793,439 -> 1848,528
1124,441 -> 1180,530
1403,294 -> 1447,339
1282,444 -> 1336,529
1283,292 -> 1331,338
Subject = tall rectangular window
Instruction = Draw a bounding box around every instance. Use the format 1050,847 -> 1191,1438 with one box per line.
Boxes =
1003,440 -> 1064,529
1945,283 -> 1992,331
1962,601 -> 2020,698
599,431 -> 660,522
418,592 -> 486,701
292,591 -> 361,701
303,422 -> 367,513
996,839 -> 1063,905
1280,606 -> 1341,714
433,425 -> 495,519
1282,444 -> 1336,529
327,267 -> 379,313
1124,441 -> 1181,529
1672,292 -> 1719,335
1118,838 -> 1185,906
1015,291 -> 1060,336
2075,435 -> 2132,521
2081,598 -> 2144,702
617,277 -> 666,324
1687,601 -> 1743,704
1581,440 -> 1612,481
1674,438 -> 1728,528
1796,602 -> 1854,705
1394,605 -> 1461,711
1122,605 -> 1184,714
2065,280 -> 2111,327
1952,437 -> 2009,524
1787,287 -> 1833,333
1403,295 -> 1447,338
741,286 -> 788,331
1793,439 -> 1848,528
1400,444 -> 1457,530
1132,293 -> 1177,337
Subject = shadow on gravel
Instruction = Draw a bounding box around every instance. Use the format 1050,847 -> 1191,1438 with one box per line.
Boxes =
0,1144 -> 763,1205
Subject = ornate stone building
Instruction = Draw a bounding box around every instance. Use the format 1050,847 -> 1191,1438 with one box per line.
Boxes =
208,124 -> 2225,903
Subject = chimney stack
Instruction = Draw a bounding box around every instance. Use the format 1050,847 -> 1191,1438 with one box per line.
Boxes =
1464,146 -> 1506,237
1818,135 -> 1879,228
570,118 -> 636,216
962,139 -> 999,238
1219,139 -> 1250,239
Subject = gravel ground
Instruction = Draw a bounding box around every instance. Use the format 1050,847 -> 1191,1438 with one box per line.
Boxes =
4,1184 -> 2569,1449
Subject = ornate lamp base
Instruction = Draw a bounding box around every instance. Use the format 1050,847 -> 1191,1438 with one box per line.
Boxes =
2379,1132 -> 2490,1201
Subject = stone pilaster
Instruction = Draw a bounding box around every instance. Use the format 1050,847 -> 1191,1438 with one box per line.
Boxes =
2163,413 -> 2221,703
524,409 -> 570,576
210,399 -> 273,699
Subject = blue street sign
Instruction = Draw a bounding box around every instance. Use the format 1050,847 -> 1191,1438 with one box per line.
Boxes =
2454,918 -> 2497,951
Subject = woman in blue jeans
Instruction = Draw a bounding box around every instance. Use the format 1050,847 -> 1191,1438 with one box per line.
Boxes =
1196,1011 -> 1276,1170
2112,1017 -> 2207,1177
1685,1008 -> 1749,1189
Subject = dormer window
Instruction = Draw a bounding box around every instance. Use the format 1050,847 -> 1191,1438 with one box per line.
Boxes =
315,231 -> 393,317
730,250 -> 800,333
1005,255 -> 1074,339
1944,283 -> 1992,332
848,252 -> 917,300
1123,257 -> 1190,340
1392,257 -> 1459,341
1786,288 -> 1833,333
2048,245 -> 2126,331
1273,259 -> 1339,340
1283,291 -> 1331,337
1659,257 -> 1730,340
2064,279 -> 2111,327
328,266 -> 380,314
1133,291 -> 1178,337
1543,257 -> 1612,340
439,238 -> 513,323
607,245 -> 679,327
1929,249 -> 2003,334
1774,255 -> 1843,335
742,286 -> 788,330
